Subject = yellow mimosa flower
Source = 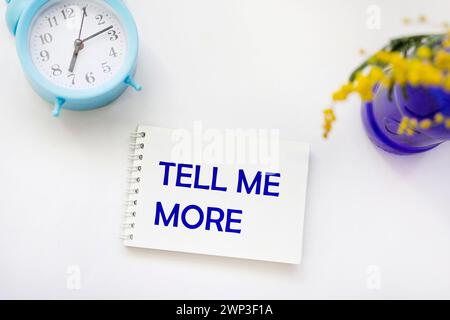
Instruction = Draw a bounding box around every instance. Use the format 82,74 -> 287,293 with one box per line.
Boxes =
418,15 -> 428,23
323,108 -> 337,139
355,74 -> 373,101
445,77 -> 450,91
398,117 -> 409,135
417,46 -> 432,60
402,17 -> 412,25
324,31 -> 450,139
332,82 -> 354,102
435,50 -> 450,69
406,128 -> 415,136
374,51 -> 391,64
443,38 -> 450,48
409,118 -> 418,129
369,67 -> 385,82
419,119 -> 433,129
434,113 -> 444,124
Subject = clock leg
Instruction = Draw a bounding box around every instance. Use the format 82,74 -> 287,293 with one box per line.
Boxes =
52,98 -> 66,118
125,76 -> 143,92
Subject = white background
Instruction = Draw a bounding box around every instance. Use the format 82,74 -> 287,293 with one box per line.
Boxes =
1,0 -> 449,299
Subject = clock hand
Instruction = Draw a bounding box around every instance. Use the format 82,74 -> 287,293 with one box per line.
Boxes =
68,39 -> 84,73
78,6 -> 87,39
68,6 -> 87,72
69,25 -> 114,72
82,25 -> 114,42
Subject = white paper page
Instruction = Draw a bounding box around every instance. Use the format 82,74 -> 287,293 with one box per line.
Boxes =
124,126 -> 310,264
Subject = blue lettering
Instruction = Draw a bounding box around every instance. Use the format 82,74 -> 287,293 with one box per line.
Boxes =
159,161 -> 176,186
225,209 -> 242,234
194,165 -> 210,190
206,207 -> 225,232
264,173 -> 281,197
211,167 -> 227,192
237,170 -> 262,195
155,202 -> 179,227
176,163 -> 193,188
154,203 -> 242,234
181,205 -> 205,229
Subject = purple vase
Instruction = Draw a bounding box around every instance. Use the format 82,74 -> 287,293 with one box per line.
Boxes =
361,84 -> 450,155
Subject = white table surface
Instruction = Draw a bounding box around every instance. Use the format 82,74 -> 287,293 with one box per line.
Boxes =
1,0 -> 449,300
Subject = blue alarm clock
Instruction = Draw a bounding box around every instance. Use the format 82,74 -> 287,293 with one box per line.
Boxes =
5,0 -> 141,117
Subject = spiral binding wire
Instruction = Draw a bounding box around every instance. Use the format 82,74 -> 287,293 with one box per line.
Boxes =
122,130 -> 147,241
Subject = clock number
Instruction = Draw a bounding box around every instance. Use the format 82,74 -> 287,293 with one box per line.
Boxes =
108,30 -> 118,41
67,73 -> 76,85
51,64 -> 62,77
95,14 -> 105,25
40,50 -> 50,62
109,47 -> 118,58
101,62 -> 112,73
85,72 -> 96,84
47,16 -> 58,28
39,33 -> 53,45
61,7 -> 75,20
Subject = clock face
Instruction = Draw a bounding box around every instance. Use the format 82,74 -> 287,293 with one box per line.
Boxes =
29,0 -> 127,90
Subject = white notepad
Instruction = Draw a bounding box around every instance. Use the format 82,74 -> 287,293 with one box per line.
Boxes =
123,125 -> 310,264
